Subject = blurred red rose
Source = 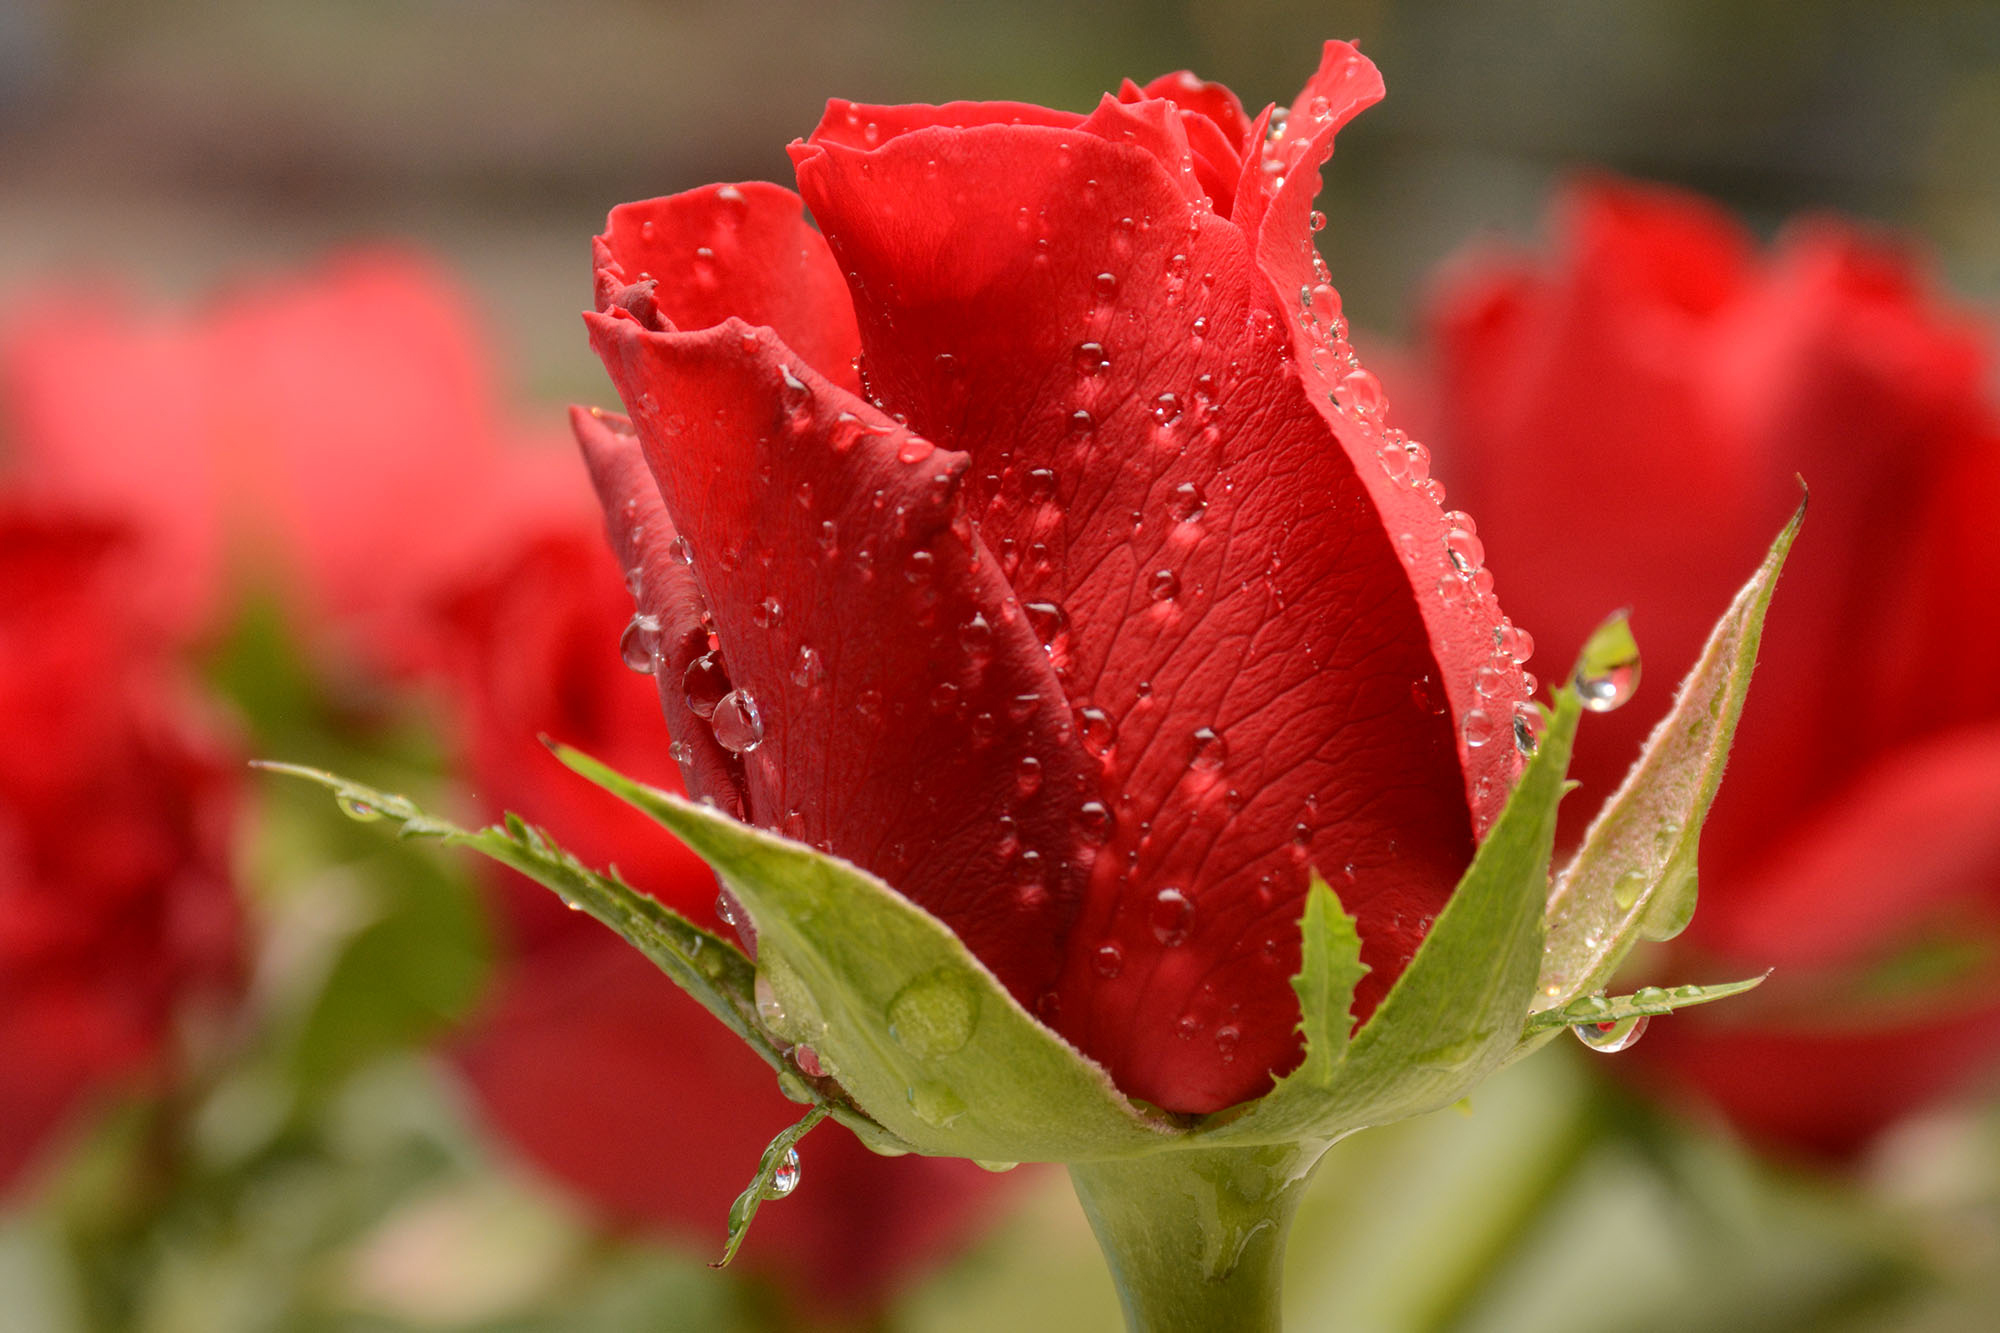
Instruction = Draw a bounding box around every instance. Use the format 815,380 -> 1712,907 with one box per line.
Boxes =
578,40 -> 1536,1117
1423,179 -> 2000,1157
0,252 -> 510,668
422,484 -> 1007,1314
0,505 -> 241,1191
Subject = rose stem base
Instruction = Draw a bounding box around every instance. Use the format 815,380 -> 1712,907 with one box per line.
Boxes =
1068,1140 -> 1330,1333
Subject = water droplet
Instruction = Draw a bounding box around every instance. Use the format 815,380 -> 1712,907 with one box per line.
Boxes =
1149,568 -> 1181,602
1168,482 -> 1207,522
755,974 -> 787,1030
1512,704 -> 1545,756
887,968 -> 980,1059
1189,726 -> 1227,771
1094,272 -> 1119,300
1068,408 -> 1096,435
1150,887 -> 1194,946
337,795 -> 382,822
1474,663 -> 1510,697
763,1147 -> 802,1199
1153,392 -> 1183,426
1215,1024 -> 1241,1063
1078,801 -> 1113,845
1403,440 -> 1431,483
1015,755 -> 1043,796
1024,600 -> 1068,644
1445,528 -> 1484,575
1073,342 -> 1109,377
1575,657 -> 1641,712
1308,209 -> 1327,232
975,1159 -> 1018,1173
1573,1014 -> 1649,1053
1462,707 -> 1497,748
715,891 -> 741,929
790,644 -> 824,688
1024,467 -> 1057,502
1076,706 -> 1115,758
668,534 -> 694,565
1496,620 -> 1534,664
792,1044 -> 827,1078
1612,870 -> 1647,912
1336,368 -> 1386,419
683,652 -> 731,718
752,596 -> 783,628
1093,942 -> 1125,978
712,689 -> 765,753
620,613 -> 663,673
906,1081 -> 967,1127
1377,439 -> 1410,480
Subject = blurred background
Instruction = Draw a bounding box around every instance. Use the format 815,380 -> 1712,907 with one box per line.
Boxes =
3,2 -> 1999,1330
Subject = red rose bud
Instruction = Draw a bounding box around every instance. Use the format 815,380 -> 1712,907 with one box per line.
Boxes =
421,487 -> 1005,1312
1424,178 -> 2000,1158
576,41 -> 1535,1116
0,505 -> 241,1191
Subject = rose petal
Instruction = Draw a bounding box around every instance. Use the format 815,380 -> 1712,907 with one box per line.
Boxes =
807,98 -> 1083,155
573,407 -> 751,821
585,313 -> 1099,1007
595,184 -> 862,391
793,87 -> 1521,1110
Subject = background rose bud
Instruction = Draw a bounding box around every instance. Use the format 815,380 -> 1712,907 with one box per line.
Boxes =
1423,178 -> 2000,1157
0,252 -> 513,668
577,41 -> 1536,1117
421,490 -> 1005,1313
0,505 -> 241,1191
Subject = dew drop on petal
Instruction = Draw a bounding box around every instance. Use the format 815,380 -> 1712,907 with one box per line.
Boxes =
619,613 -> 662,674
1093,942 -> 1125,978
1168,482 -> 1207,523
712,689 -> 765,753
1150,887 -> 1194,946
1462,707 -> 1497,748
683,652 -> 731,718
790,644 -> 824,688
1189,726 -> 1227,771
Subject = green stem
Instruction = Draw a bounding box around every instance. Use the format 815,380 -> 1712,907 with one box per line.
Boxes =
1069,1141 -> 1329,1333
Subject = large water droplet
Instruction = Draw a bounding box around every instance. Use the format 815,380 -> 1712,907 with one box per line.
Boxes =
1573,1014 -> 1649,1053
1076,706 -> 1116,758
1574,617 -> 1642,712
906,1081 -> 967,1128
1077,800 -> 1114,845
763,1147 -> 802,1199
1168,482 -> 1207,523
712,689 -> 765,753
1462,707 -> 1497,748
755,973 -> 787,1030
792,1044 -> 827,1079
1445,528 -> 1485,575
1189,726 -> 1227,771
620,613 -> 663,674
1149,568 -> 1181,602
683,651 -> 731,717
887,968 -> 980,1059
1073,342 -> 1109,377
1024,600 -> 1068,644
1150,887 -> 1194,946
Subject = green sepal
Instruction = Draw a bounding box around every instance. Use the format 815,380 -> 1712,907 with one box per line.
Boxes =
1288,873 -> 1369,1089
1201,686 -> 1582,1146
713,1104 -> 830,1269
1520,973 -> 1770,1037
551,746 -> 1176,1163
1536,502 -> 1804,1012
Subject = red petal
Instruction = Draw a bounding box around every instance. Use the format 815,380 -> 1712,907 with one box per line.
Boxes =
807,98 -> 1082,154
574,406 -> 752,821
1140,70 -> 1255,156
1233,40 -> 1384,245
1076,94 -> 1212,211
585,313 -> 1099,1008
595,184 -> 862,392
794,101 -> 1523,1111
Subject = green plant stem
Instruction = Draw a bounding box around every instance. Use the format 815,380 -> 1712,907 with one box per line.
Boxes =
1069,1141 -> 1329,1333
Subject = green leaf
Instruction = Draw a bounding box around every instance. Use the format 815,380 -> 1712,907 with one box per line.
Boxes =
1520,974 -> 1770,1037
1288,874 -> 1369,1089
552,745 -> 1176,1163
713,1104 -> 830,1269
1204,687 -> 1583,1146
1537,503 -> 1804,1013
254,763 -> 775,1075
